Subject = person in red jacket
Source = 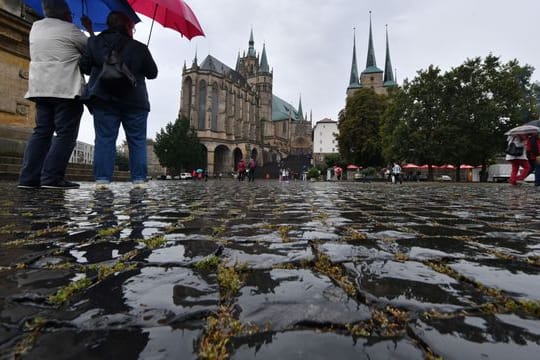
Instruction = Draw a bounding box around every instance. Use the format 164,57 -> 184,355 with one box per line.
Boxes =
526,133 -> 540,186
237,158 -> 246,181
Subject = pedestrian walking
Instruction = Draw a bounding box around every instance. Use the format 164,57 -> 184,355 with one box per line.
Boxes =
248,158 -> 256,182
237,158 -> 246,181
80,11 -> 158,189
18,0 -> 94,189
392,162 -> 402,184
505,134 -> 530,186
526,133 -> 540,186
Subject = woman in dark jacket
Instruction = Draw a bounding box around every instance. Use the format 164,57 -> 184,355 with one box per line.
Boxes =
80,11 -> 158,188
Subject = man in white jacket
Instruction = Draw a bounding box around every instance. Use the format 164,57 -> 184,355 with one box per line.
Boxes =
18,0 -> 92,189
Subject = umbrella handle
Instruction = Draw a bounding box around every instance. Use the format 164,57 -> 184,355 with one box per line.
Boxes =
147,4 -> 159,46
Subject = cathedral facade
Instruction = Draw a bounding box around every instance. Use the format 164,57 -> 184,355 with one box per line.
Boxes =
179,30 -> 312,176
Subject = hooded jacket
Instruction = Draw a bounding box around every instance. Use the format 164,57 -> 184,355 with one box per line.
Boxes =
80,29 -> 158,111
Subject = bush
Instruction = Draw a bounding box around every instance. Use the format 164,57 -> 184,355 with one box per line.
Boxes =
307,167 -> 321,180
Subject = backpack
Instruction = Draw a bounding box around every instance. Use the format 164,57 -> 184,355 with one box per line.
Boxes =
98,38 -> 136,97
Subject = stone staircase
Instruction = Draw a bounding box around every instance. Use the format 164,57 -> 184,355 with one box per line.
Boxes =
0,155 -> 130,182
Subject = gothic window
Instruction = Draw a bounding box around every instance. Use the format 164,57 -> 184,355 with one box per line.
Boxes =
182,77 -> 192,121
211,83 -> 219,131
198,80 -> 207,129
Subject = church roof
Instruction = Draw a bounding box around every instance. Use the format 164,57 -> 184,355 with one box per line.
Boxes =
259,43 -> 270,73
348,30 -> 360,89
362,12 -> 383,75
199,55 -> 247,85
272,95 -> 299,122
383,26 -> 397,86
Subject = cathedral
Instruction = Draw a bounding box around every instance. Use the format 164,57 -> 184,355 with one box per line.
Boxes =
347,13 -> 397,98
179,30 -> 313,176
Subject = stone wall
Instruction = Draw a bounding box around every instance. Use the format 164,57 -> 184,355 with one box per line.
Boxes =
0,4 -> 35,156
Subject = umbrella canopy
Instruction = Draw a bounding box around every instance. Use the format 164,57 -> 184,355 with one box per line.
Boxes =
504,124 -> 540,136
402,163 -> 419,169
439,164 -> 455,170
128,0 -> 204,43
346,164 -> 360,170
526,119 -> 540,128
459,164 -> 474,169
196,168 -> 203,173
24,0 -> 140,32
419,164 -> 430,169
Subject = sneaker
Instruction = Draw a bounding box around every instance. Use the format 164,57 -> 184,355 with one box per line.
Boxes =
132,180 -> 147,189
95,182 -> 110,190
17,183 -> 40,189
41,180 -> 80,189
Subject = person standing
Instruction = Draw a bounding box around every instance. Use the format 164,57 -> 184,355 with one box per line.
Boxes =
506,134 -> 530,186
237,158 -> 246,181
80,11 -> 158,188
392,162 -> 402,184
526,133 -> 540,186
247,158 -> 256,182
18,0 -> 93,189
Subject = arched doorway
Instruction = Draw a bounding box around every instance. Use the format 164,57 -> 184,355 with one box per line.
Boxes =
233,148 -> 243,171
214,145 -> 231,176
250,148 -> 258,161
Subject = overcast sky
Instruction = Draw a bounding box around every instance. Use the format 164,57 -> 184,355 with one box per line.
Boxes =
77,0 -> 540,145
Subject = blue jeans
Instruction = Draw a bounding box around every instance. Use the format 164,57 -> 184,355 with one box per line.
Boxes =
19,98 -> 83,186
92,104 -> 148,182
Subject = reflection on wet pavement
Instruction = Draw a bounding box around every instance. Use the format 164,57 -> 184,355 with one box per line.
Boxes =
0,180 -> 539,358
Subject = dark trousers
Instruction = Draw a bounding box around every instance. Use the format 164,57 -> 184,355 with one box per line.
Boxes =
19,98 -> 83,186
248,168 -> 255,182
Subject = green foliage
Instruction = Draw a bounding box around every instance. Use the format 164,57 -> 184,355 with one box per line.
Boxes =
337,88 -> 387,167
154,116 -> 206,173
194,255 -> 221,271
48,277 -> 91,306
324,153 -> 343,168
380,56 -> 536,176
115,146 -> 129,171
307,167 -> 320,179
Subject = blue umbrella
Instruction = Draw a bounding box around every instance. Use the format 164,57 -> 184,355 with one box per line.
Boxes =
24,0 -> 140,32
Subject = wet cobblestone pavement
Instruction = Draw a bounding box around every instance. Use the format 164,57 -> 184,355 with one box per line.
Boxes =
0,180 -> 539,359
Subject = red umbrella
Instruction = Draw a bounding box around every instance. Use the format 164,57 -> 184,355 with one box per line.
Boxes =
459,164 -> 474,169
402,163 -> 419,169
346,164 -> 360,170
440,164 -> 455,170
128,0 -> 205,44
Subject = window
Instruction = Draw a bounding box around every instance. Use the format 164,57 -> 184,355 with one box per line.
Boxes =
332,148 -> 335,152
320,147 -> 323,152
198,80 -> 207,129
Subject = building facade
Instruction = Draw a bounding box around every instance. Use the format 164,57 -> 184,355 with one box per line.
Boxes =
0,1 -> 38,156
312,118 -> 339,164
347,14 -> 397,98
69,140 -> 93,164
179,30 -> 312,176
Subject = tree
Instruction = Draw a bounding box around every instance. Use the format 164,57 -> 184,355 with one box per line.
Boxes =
324,153 -> 343,168
154,116 -> 205,173
115,146 -> 129,171
381,66 -> 447,179
337,88 -> 387,167
381,57 -> 536,181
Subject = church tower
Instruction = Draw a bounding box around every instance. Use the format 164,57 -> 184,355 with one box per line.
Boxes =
359,12 -> 384,94
346,28 -> 361,98
238,29 -> 259,79
383,25 -> 397,89
256,43 -> 273,124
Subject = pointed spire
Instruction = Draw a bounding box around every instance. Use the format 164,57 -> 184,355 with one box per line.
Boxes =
383,25 -> 396,86
297,95 -> 304,121
348,27 -> 360,88
191,47 -> 198,68
259,43 -> 270,73
363,11 -> 382,74
310,110 -> 313,124
248,28 -> 256,57
235,51 -> 241,71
